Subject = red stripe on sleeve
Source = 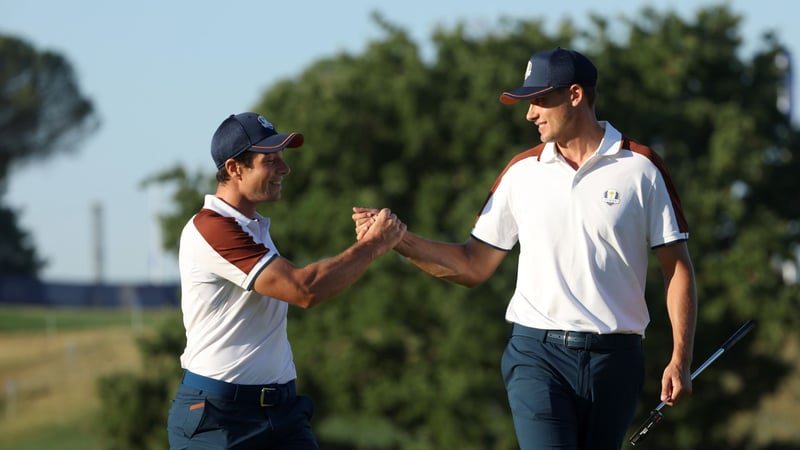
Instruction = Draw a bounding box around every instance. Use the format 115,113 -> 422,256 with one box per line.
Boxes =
473,144 -> 545,227
622,137 -> 689,233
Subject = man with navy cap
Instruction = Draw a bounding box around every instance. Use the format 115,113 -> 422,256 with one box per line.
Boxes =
167,112 -> 406,449
354,48 -> 697,449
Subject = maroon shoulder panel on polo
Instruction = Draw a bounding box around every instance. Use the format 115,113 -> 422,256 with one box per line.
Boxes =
193,209 -> 273,275
473,144 -> 546,227
621,137 -> 689,234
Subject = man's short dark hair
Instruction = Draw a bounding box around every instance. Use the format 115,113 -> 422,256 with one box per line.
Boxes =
216,151 -> 257,183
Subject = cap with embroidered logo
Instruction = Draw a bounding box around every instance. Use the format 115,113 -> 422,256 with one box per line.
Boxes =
500,47 -> 597,104
211,112 -> 304,169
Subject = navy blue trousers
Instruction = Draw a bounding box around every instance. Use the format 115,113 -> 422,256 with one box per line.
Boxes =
501,324 -> 644,450
167,383 -> 318,450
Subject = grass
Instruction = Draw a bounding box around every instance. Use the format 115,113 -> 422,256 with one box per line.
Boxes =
0,306 -> 179,450
0,420 -> 99,450
0,306 -> 169,332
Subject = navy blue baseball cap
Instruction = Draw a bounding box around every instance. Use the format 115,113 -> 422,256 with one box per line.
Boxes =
500,47 -> 597,104
211,112 -> 304,169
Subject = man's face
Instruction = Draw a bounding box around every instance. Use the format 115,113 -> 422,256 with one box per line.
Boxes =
238,151 -> 291,203
525,87 -> 576,143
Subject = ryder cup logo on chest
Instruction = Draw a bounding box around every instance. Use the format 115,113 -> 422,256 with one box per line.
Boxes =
601,189 -> 620,205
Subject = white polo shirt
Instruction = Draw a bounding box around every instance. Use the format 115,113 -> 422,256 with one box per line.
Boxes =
471,122 -> 688,336
178,194 -> 296,385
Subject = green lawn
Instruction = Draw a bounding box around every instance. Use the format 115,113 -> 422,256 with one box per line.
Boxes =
0,305 -> 177,332
0,306 -> 179,450
0,419 -> 99,450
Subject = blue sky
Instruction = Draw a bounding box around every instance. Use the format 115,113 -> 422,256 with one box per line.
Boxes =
3,0 -> 798,284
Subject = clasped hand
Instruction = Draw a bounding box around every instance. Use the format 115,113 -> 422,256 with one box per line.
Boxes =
352,206 -> 405,247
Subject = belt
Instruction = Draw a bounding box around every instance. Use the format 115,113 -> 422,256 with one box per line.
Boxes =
512,324 -> 642,351
181,370 -> 296,407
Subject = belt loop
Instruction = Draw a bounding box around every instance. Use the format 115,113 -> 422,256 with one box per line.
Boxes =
563,331 -> 569,347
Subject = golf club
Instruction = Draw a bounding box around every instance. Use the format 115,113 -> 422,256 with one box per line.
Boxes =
629,319 -> 757,446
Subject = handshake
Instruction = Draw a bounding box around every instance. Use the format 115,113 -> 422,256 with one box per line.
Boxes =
351,206 -> 406,249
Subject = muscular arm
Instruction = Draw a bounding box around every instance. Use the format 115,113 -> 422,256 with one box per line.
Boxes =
254,208 -> 405,309
394,233 -> 506,287
654,240 -> 697,406
353,207 -> 506,287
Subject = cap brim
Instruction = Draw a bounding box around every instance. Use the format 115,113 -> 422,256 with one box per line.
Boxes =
499,86 -> 558,104
250,132 -> 304,152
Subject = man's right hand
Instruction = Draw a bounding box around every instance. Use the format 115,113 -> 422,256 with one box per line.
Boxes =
352,206 -> 380,241
356,207 -> 405,251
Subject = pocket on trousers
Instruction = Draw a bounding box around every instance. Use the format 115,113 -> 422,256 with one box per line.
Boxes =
168,388 -> 208,439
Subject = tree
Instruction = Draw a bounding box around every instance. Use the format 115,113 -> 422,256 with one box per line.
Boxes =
0,34 -> 99,276
120,5 -> 800,449
0,203 -> 40,275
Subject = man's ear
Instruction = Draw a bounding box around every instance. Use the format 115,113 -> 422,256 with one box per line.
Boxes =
569,84 -> 583,106
224,159 -> 241,179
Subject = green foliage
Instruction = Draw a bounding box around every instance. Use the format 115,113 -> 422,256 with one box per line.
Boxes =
137,5 -> 800,449
0,34 -> 99,176
0,204 -> 43,275
0,33 -> 98,276
96,373 -> 172,450
140,165 -> 214,253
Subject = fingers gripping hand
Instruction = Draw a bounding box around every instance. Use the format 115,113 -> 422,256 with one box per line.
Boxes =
356,208 -> 406,249
352,207 -> 380,240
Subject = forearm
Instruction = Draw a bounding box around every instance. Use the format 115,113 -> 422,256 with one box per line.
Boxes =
665,261 -> 697,368
394,232 -> 483,287
297,240 -> 387,308
254,239 -> 388,309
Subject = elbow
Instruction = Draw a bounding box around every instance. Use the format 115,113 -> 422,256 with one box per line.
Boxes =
442,272 -> 485,288
294,291 -> 322,309
460,278 -> 484,289
461,279 -> 482,289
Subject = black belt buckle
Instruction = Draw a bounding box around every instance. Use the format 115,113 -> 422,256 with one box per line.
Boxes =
260,387 -> 278,407
563,331 -> 588,350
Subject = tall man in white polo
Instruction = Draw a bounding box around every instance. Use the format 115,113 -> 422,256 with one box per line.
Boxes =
353,47 -> 697,449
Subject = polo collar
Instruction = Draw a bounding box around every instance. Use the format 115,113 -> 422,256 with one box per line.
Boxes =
539,121 -> 623,162
203,195 -> 269,228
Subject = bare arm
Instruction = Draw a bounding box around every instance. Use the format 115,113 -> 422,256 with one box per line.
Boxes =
654,240 -> 697,406
353,207 -> 507,287
254,208 -> 406,309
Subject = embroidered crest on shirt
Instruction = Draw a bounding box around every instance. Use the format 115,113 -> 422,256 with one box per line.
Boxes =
601,189 -> 620,205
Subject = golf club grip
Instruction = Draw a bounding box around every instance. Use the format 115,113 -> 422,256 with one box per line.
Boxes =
719,319 -> 757,351
629,409 -> 663,446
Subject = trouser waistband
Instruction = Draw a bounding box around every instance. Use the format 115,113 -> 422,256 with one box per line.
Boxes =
511,323 -> 642,351
181,370 -> 296,407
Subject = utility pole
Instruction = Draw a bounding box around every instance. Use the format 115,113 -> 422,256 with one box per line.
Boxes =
91,201 -> 104,284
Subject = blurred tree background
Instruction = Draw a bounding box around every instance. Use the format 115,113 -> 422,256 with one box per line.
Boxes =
100,4 -> 800,450
0,35 -> 99,276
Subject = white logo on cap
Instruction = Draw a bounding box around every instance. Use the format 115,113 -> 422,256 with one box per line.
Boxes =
257,115 -> 274,130
524,60 -> 532,80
